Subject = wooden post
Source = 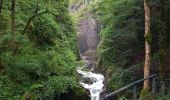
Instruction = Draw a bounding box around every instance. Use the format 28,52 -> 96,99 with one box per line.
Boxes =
161,81 -> 165,100
152,77 -> 156,100
133,85 -> 137,100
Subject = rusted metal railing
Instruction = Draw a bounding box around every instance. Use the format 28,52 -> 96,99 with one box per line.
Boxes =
104,74 -> 157,100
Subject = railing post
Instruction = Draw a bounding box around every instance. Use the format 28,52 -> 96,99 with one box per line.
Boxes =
161,80 -> 165,100
104,97 -> 109,100
133,85 -> 137,100
152,77 -> 156,100
104,74 -> 157,100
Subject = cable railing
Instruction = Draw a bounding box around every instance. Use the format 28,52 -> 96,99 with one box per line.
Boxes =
104,74 -> 158,100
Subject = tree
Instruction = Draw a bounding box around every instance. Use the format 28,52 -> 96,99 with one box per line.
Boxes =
143,0 -> 151,89
141,0 -> 152,95
11,0 -> 15,34
11,0 -> 16,54
35,0 -> 39,14
0,0 -> 3,71
0,0 -> 3,13
140,0 -> 152,98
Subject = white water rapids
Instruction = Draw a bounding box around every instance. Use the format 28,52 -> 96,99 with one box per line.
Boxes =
77,56 -> 104,100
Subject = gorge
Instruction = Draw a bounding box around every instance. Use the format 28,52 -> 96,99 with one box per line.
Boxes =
1,0 -> 170,99
71,0 -> 105,99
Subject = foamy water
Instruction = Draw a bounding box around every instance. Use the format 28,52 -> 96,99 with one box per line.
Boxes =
77,67 -> 104,100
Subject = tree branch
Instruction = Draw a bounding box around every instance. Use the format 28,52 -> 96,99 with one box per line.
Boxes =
22,10 -> 57,34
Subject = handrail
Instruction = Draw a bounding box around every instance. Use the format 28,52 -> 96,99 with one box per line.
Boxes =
104,74 -> 157,100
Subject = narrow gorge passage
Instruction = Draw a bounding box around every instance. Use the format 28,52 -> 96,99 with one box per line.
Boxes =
76,46 -> 104,100
70,1 -> 105,100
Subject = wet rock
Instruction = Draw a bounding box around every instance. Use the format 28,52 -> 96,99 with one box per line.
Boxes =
82,77 -> 97,85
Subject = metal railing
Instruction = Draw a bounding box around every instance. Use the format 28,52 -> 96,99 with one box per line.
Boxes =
104,74 -> 157,100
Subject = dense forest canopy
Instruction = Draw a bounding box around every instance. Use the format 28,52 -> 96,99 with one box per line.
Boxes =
0,0 -> 170,100
0,0 -> 87,99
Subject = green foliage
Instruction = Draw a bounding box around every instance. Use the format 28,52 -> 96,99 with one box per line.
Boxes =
0,0 -> 82,99
144,33 -> 152,44
139,88 -> 151,100
29,15 -> 61,46
28,76 -> 81,100
107,68 -> 132,91
165,90 -> 170,100
95,0 -> 145,67
158,50 -> 166,79
93,0 -> 162,98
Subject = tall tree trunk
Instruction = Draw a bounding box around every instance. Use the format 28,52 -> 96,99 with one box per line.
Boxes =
140,1 -> 152,98
0,0 -> 3,13
143,0 -> 151,89
11,0 -> 15,54
35,0 -> 39,14
0,0 -> 3,70
0,0 -> 3,30
11,0 -> 15,34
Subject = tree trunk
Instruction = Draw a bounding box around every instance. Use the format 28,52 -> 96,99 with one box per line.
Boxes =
0,0 -> 3,13
11,0 -> 15,34
143,0 -> 151,89
35,0 -> 39,14
140,1 -> 152,98
11,0 -> 15,54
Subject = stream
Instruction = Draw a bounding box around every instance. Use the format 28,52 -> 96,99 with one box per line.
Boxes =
77,55 -> 104,100
70,0 -> 105,99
